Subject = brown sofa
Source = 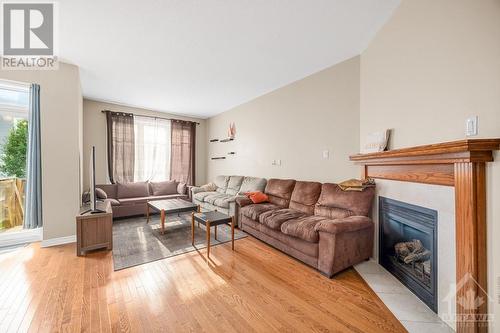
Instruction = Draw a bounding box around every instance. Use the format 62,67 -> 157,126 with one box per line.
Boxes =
97,181 -> 188,218
236,179 -> 375,277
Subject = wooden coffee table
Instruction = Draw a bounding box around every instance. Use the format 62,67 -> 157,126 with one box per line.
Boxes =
146,198 -> 200,234
191,211 -> 234,258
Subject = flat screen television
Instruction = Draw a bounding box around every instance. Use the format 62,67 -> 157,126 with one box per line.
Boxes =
82,146 -> 105,214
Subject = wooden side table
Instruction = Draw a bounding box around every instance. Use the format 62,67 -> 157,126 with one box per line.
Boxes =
191,210 -> 234,258
76,201 -> 113,256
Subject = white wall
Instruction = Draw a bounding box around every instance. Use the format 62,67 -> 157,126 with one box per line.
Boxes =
0,63 -> 83,241
207,56 -> 361,183
360,0 -> 500,330
82,99 -> 207,188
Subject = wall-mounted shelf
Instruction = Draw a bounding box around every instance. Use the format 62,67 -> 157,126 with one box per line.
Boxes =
211,157 -> 226,160
210,138 -> 234,143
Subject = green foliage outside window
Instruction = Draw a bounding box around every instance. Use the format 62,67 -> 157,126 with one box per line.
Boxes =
0,119 -> 28,178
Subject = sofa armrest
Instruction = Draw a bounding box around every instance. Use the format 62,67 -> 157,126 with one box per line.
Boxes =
177,182 -> 187,195
235,196 -> 252,207
191,186 -> 209,195
317,216 -> 374,277
185,185 -> 193,200
191,186 -> 203,194
315,216 -> 373,234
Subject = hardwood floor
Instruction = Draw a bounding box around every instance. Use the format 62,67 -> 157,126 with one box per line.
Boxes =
0,237 -> 406,332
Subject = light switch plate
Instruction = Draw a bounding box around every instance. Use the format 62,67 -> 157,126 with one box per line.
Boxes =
466,116 -> 478,136
322,150 -> 329,159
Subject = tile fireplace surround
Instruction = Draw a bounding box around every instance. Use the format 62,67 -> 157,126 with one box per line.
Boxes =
355,260 -> 454,333
350,139 -> 500,333
379,196 -> 438,313
366,180 -> 456,331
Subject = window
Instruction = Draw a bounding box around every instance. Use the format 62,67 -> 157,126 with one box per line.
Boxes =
133,116 -> 171,182
106,112 -> 195,185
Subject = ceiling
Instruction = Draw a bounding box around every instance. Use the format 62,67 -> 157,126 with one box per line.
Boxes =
59,0 -> 400,118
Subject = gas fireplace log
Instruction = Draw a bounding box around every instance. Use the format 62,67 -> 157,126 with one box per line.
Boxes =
403,249 -> 431,264
394,239 -> 431,264
423,260 -> 431,276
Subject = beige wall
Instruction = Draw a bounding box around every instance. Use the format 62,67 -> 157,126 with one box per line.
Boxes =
0,63 -> 83,241
207,56 -> 360,183
82,99 -> 207,188
360,0 -> 500,330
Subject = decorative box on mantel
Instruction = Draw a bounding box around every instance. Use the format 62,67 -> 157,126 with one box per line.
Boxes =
350,139 -> 500,333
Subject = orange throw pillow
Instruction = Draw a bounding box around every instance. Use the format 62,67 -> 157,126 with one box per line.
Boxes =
245,191 -> 269,204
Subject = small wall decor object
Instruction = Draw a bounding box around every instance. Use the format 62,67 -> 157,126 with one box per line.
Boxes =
362,129 -> 391,153
228,122 -> 236,139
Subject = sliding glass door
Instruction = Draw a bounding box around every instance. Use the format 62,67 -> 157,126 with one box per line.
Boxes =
0,81 -> 29,235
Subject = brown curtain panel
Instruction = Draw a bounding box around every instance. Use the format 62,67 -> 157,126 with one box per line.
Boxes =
170,120 -> 196,185
106,112 -> 135,183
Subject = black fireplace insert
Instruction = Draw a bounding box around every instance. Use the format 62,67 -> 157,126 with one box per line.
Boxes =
379,196 -> 438,312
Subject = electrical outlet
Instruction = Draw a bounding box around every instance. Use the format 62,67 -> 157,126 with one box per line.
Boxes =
322,150 -> 329,159
466,116 -> 478,136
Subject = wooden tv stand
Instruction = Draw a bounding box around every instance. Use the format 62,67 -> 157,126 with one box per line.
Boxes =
76,201 -> 113,256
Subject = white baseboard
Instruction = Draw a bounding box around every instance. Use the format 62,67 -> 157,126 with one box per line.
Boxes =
0,227 -> 42,247
41,235 -> 76,247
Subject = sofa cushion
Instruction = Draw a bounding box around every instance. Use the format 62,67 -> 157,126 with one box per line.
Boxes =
203,193 -> 234,208
238,177 -> 267,194
264,179 -> 296,207
241,215 -> 319,258
197,183 -> 217,192
246,191 -> 269,204
105,198 -> 120,206
120,194 -> 187,205
153,194 -> 187,200
225,176 -> 244,195
204,192 -> 226,204
314,205 -> 352,220
95,187 -> 108,199
177,182 -> 187,195
281,215 -> 327,243
149,180 -> 178,196
289,181 -> 322,215
117,181 -> 149,199
315,184 -> 375,219
258,208 -> 306,230
118,196 -> 150,204
96,184 -> 117,199
214,175 -> 230,193
213,195 -> 235,209
193,191 -> 215,202
240,203 -> 280,220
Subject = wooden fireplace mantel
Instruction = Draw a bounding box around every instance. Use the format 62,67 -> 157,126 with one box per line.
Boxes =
350,138 -> 500,333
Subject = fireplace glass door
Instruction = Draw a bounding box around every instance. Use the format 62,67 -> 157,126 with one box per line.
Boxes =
379,197 -> 438,312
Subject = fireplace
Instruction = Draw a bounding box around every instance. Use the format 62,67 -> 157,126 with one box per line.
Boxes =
379,197 -> 438,312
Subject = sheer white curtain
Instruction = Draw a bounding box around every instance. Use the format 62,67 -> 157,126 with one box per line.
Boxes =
133,116 -> 171,182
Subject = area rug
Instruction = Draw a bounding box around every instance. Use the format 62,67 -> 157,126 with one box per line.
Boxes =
112,212 -> 246,270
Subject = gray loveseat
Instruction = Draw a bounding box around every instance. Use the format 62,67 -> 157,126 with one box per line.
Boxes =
97,180 -> 188,218
191,175 -> 266,222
